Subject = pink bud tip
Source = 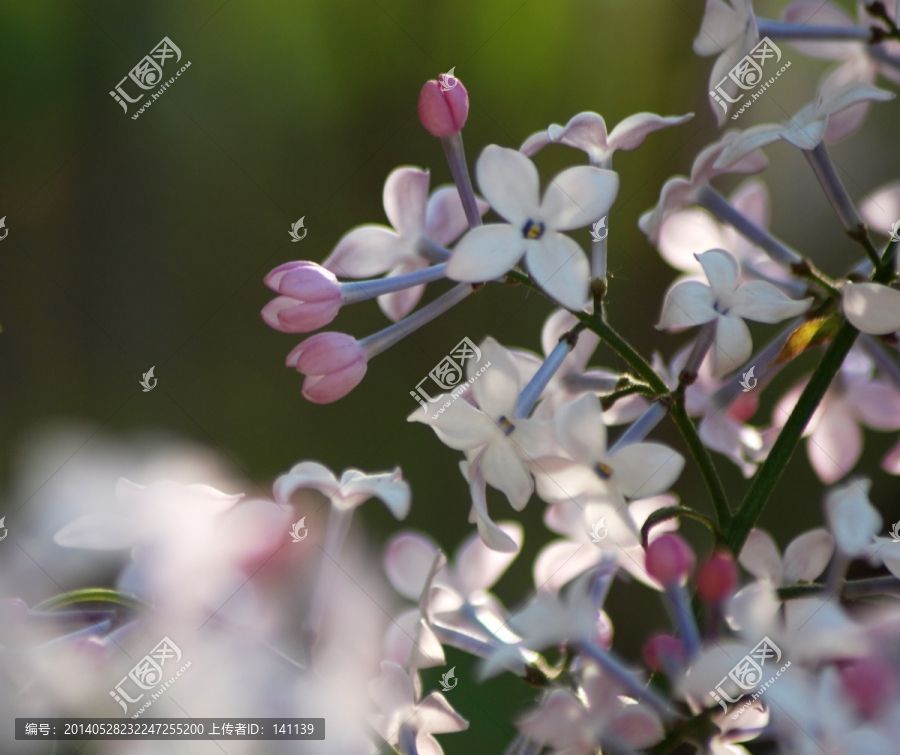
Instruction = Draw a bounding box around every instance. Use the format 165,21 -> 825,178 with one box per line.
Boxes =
418,79 -> 469,137
643,633 -> 686,673
645,534 -> 695,586
286,332 -> 367,404
728,391 -> 759,423
696,550 -> 738,604
840,656 -> 897,718
262,261 -> 342,333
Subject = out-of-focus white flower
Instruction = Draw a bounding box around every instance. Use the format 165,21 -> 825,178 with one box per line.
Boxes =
507,570 -> 600,650
274,461 -> 411,518
517,662 -> 665,753
657,250 -> 812,377
739,527 -> 835,586
639,133 -> 769,243
322,166 -> 488,321
657,179 -> 789,286
782,1 -> 900,142
409,338 -> 556,511
693,0 -> 759,126
368,660 -> 468,754
714,81 -> 895,169
769,349 -> 900,483
446,145 -> 619,309
860,180 -> 900,235
520,111 -> 693,165
843,282 -> 900,335
532,394 -> 685,507
824,477 -> 883,558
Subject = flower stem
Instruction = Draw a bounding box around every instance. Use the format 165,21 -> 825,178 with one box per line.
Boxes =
756,18 -> 874,40
725,320 -> 859,554
340,264 -> 448,304
441,133 -> 482,229
514,329 -> 579,418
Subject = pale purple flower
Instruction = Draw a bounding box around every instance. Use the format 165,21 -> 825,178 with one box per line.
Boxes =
639,133 -> 769,243
656,250 -> 812,377
368,660 -> 468,754
782,1 -> 900,140
518,662 -> 665,753
824,477 -> 883,558
446,145 -> 619,309
769,349 -> 900,483
693,0 -> 759,125
843,282 -> 900,335
322,166 -> 487,321
408,337 -> 556,510
738,527 -> 835,586
713,81 -> 895,170
532,394 -> 685,508
520,111 -> 693,165
860,180 -> 900,235
274,461 -> 411,518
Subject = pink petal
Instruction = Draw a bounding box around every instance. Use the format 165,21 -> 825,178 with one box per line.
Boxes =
385,532 -> 440,600
781,1 -> 858,59
808,404 -> 862,483
323,225 -> 409,278
843,283 -> 900,335
424,185 -> 489,247
738,528 -> 784,583
383,168 -> 430,236
850,381 -> 900,430
861,181 -> 900,235
607,112 -> 693,152
782,528 -> 835,583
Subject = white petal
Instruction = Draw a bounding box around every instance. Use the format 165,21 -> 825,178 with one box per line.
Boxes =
843,283 -> 900,335
693,0 -> 743,56
808,402 -> 862,483
323,225 -> 408,277
476,145 -> 540,226
341,468 -> 411,519
712,314 -> 753,377
383,167 -> 429,236
540,166 -> 619,232
446,223 -> 526,283
385,532 -> 440,600
533,540 -> 600,592
472,337 -> 521,419
454,521 -> 523,591
610,443 -> 685,498
518,688 -> 585,746
480,439 -> 534,511
781,1 -> 858,59
657,209 -> 726,274
608,112 -> 694,152
730,178 -> 770,231
369,661 -> 416,717
378,260 -> 427,321
519,129 -> 553,157
780,116 -> 827,151
53,515 -> 138,550
712,125 -> 785,171
425,185 -> 488,247
817,80 -> 895,121
860,181 -> 900,235
533,456 -> 606,505
782,528 -> 835,583
729,280 -> 812,322
823,477 -> 882,556
274,461 -> 339,504
414,693 -> 469,735
697,248 -> 740,302
656,280 -> 717,330
525,232 -> 590,310
550,111 -> 609,156
554,394 -> 607,464
738,528 -> 784,583
464,464 -> 520,554
850,380 -> 900,430
821,56 -> 878,143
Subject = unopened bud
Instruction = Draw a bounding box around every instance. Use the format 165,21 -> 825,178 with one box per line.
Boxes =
418,78 -> 469,137
696,550 -> 738,603
645,534 -> 695,586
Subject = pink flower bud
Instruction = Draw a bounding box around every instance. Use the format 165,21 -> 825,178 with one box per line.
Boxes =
728,391 -> 759,423
696,550 -> 738,604
645,534 -> 695,586
418,79 -> 469,137
262,261 -> 342,333
643,633 -> 686,673
286,332 -> 367,404
840,656 -> 898,718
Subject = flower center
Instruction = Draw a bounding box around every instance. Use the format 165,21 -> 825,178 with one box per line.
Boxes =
498,416 -> 516,436
713,301 -> 729,315
594,462 -> 613,480
522,219 -> 545,240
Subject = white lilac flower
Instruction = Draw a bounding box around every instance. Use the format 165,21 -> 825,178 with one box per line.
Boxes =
713,81 -> 895,170
368,660 -> 468,754
657,179 -> 790,287
322,166 -> 488,321
273,461 -> 411,518
639,133 -> 769,244
656,249 -> 812,377
843,282 -> 900,335
520,110 -> 693,165
532,394 -> 685,508
860,180 -> 900,236
738,527 -> 835,586
823,477 -> 883,558
446,145 -> 619,309
768,349 -> 900,483
782,1 -> 900,141
509,308 -> 646,424
409,337 -> 556,510
533,495 -> 679,592
517,662 -> 665,753
693,0 -> 759,126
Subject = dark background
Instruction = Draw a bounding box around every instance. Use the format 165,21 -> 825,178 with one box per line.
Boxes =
1,0 -> 899,751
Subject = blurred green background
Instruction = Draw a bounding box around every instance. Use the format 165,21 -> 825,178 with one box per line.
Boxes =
2,0 -> 900,751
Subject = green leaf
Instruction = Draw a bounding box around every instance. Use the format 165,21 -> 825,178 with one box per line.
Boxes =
772,316 -> 841,366
32,588 -> 148,613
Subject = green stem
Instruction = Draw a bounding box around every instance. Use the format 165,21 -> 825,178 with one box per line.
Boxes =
600,383 -> 654,410
671,396 -> 732,527
640,505 -> 721,548
725,320 -> 859,554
